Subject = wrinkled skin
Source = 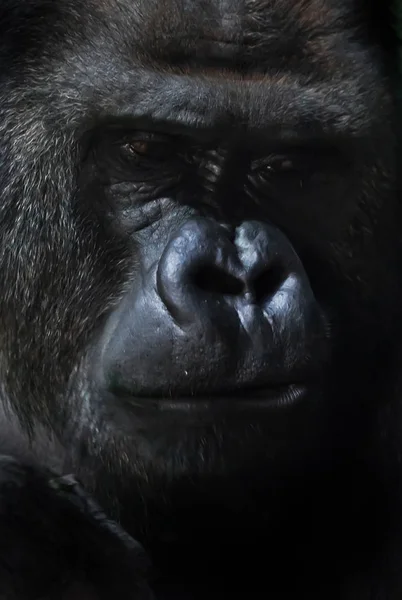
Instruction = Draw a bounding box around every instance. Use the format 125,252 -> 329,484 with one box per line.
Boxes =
0,0 -> 402,598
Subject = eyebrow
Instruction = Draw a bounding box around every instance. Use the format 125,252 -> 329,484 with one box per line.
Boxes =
99,69 -> 370,142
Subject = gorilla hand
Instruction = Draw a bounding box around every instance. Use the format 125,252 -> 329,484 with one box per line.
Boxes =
0,456 -> 153,600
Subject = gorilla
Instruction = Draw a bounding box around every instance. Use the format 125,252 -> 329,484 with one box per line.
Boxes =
0,0 -> 402,598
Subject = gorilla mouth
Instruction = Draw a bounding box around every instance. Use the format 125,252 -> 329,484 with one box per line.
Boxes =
118,383 -> 309,412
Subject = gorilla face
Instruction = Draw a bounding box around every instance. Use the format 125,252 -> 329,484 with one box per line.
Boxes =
93,183 -> 327,404
0,0 -> 400,544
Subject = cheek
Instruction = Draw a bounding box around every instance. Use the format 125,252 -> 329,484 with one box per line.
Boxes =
259,178 -> 359,243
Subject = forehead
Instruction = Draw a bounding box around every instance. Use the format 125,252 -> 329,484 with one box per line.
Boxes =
97,0 -> 354,72
44,0 -> 380,142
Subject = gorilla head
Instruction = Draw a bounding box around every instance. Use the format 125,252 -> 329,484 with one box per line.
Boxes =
0,0 -> 401,594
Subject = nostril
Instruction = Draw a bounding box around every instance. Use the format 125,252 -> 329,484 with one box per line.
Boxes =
192,265 -> 244,296
191,263 -> 285,300
253,263 -> 285,304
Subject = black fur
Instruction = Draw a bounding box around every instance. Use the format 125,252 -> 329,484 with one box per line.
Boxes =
0,1 -> 401,598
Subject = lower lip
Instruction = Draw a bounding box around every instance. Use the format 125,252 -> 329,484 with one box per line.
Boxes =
123,384 -> 308,413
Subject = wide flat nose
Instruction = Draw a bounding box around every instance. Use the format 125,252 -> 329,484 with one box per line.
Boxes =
98,216 -> 325,396
157,218 -> 287,324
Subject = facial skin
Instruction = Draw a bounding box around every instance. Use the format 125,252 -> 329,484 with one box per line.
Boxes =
0,0 -> 401,596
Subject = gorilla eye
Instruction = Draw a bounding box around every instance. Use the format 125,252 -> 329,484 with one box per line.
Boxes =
120,133 -> 174,162
252,155 -> 298,175
124,140 -> 150,157
93,130 -> 186,185
248,154 -> 302,192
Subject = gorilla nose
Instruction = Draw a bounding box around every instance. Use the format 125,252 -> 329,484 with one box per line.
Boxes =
99,217 -> 324,396
157,218 -> 287,324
